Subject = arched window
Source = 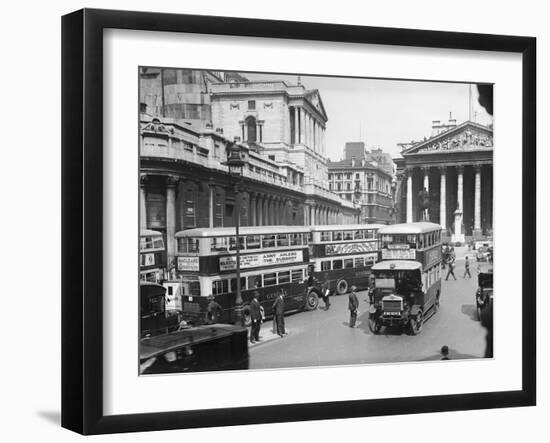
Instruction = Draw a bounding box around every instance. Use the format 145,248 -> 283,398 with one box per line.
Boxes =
246,116 -> 257,143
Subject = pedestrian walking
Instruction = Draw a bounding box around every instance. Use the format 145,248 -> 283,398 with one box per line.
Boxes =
463,256 -> 472,278
440,345 -> 451,360
272,289 -> 286,337
348,285 -> 359,328
321,281 -> 331,310
249,292 -> 262,343
445,261 -> 457,281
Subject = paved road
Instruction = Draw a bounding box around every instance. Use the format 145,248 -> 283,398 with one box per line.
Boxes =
249,255 -> 489,370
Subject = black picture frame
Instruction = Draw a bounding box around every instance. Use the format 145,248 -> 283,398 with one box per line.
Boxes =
62,8 -> 536,435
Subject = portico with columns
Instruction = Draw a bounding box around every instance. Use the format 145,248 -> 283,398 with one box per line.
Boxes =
395,121 -> 493,243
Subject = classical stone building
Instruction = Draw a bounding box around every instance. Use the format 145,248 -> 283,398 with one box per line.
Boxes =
394,119 -> 493,242
328,142 -> 395,224
209,79 -> 338,225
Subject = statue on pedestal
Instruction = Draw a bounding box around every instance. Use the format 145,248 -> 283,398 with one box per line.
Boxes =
418,187 -> 430,221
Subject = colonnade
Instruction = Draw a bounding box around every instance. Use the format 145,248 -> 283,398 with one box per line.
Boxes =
289,106 -> 326,156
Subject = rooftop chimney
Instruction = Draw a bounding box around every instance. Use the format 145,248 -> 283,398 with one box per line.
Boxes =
351,156 -> 356,167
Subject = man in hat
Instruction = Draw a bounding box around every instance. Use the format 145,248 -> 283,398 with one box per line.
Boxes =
206,294 -> 223,324
348,285 -> 359,328
272,289 -> 286,337
440,345 -> 451,360
249,292 -> 262,343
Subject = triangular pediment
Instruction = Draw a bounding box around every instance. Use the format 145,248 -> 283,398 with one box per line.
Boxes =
402,121 -> 493,155
304,90 -> 328,121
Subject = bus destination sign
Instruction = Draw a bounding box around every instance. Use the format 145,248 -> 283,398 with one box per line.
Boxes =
219,250 -> 303,271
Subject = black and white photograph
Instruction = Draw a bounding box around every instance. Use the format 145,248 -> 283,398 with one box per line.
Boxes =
138,68 -> 494,374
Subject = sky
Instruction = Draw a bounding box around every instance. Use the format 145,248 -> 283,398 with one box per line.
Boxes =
245,71 -> 493,160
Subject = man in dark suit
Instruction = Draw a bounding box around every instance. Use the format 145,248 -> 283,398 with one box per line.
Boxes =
249,292 -> 262,343
272,289 -> 286,337
348,285 -> 359,328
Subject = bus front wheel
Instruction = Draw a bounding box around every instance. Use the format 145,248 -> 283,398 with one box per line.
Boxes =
336,279 -> 349,295
306,290 -> 320,311
369,316 -> 382,334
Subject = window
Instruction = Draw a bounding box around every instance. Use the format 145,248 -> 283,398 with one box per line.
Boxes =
355,257 -> 365,268
344,259 -> 354,269
263,273 -> 277,287
178,237 -> 199,253
333,259 -> 343,270
343,231 -> 353,241
268,155 -> 275,161
248,100 -> 256,110
246,116 -> 257,142
291,269 -> 304,282
290,233 -> 303,246
320,231 -> 332,242
246,235 -> 261,249
346,183 -> 351,190
346,173 -> 351,179
277,234 -> 289,247
212,280 -> 229,295
354,230 -> 364,240
321,261 -> 331,271
278,271 -> 291,284
211,237 -> 228,252
248,275 -> 262,289
333,231 -> 343,241
229,236 -> 245,251
262,234 -> 276,248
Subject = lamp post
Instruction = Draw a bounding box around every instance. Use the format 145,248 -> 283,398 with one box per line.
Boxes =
226,140 -> 247,325
353,186 -> 362,224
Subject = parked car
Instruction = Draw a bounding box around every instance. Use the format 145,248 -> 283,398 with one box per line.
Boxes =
475,267 -> 493,321
139,323 -> 249,374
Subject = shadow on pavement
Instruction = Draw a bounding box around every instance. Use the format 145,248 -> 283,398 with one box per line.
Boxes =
461,303 -> 479,321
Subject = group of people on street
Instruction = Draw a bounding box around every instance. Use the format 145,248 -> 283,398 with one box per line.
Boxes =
249,289 -> 287,343
445,255 -> 472,281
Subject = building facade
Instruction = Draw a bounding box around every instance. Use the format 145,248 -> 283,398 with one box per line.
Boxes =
139,71 -> 360,265
328,142 -> 395,224
394,120 -> 493,243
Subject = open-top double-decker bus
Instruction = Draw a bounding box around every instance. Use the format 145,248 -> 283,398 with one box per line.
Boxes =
309,224 -> 383,295
369,222 -> 442,335
174,226 -> 322,325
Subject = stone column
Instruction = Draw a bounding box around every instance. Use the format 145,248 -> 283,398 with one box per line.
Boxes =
452,165 -> 465,244
406,169 -> 413,223
423,167 -> 430,192
299,108 -> 306,145
250,193 -> 257,226
256,196 -> 263,226
208,184 -> 215,228
263,198 -> 269,226
139,175 -> 148,229
294,106 -> 300,145
474,164 -> 482,239
310,205 -> 315,225
165,176 -> 178,267
439,167 -> 447,235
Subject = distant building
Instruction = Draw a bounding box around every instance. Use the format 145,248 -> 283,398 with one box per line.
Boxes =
394,118 -> 493,242
328,144 -> 395,224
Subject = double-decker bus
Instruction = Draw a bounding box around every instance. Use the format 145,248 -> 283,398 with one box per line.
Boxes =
174,226 -> 322,325
309,224 -> 383,295
368,222 -> 442,335
140,229 -> 166,282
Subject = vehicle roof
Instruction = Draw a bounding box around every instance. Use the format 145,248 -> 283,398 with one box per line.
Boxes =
377,222 -> 442,235
176,225 -> 311,237
140,324 -> 248,359
371,260 -> 423,271
140,229 -> 163,236
309,223 -> 385,232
